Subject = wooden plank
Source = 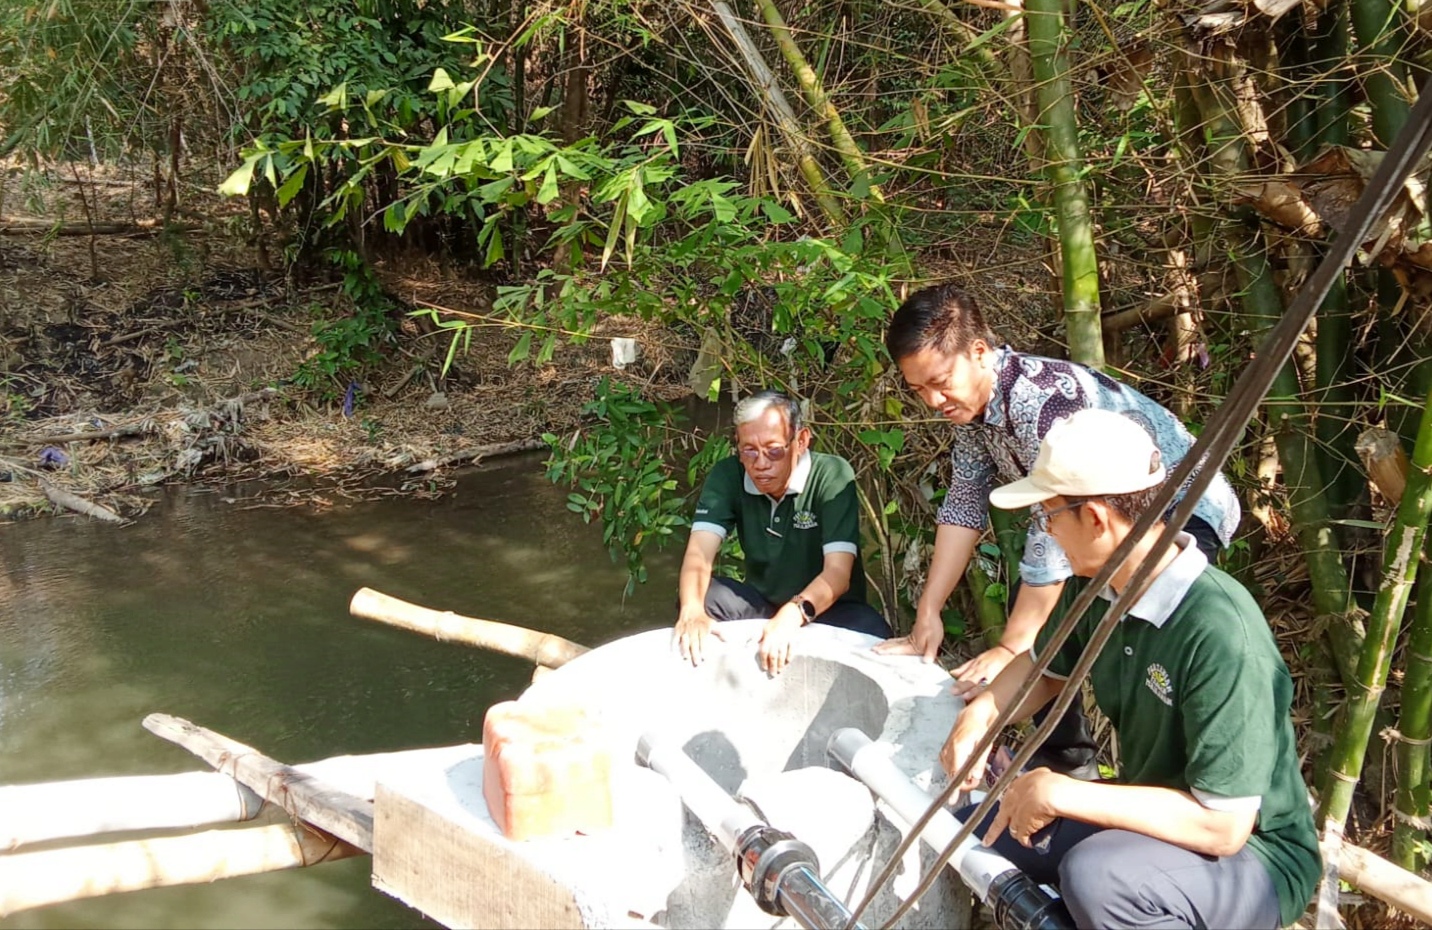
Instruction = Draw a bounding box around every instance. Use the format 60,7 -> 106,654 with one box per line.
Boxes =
143,713 -> 375,850
0,819 -> 362,917
0,771 -> 262,850
372,782 -> 585,930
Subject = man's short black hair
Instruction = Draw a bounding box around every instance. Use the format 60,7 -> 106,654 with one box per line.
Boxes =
886,284 -> 996,362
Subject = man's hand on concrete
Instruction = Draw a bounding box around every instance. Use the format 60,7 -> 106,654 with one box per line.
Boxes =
983,768 -> 1066,849
951,644 -> 1016,700
674,604 -> 725,666
758,606 -> 803,676
872,611 -> 943,663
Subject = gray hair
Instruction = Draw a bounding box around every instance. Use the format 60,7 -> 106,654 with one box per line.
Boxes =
734,390 -> 803,437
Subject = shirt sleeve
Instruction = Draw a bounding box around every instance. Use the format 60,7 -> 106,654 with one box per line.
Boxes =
691,458 -> 739,540
935,426 -> 994,529
819,457 -> 860,556
1006,366 -> 1083,586
1179,619 -> 1275,811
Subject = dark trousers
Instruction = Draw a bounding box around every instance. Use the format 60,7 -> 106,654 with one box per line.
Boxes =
703,576 -> 892,638
1024,516 -> 1222,776
955,802 -> 1280,929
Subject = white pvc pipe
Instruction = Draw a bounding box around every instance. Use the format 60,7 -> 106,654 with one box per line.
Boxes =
636,734 -> 761,853
827,728 -> 1015,901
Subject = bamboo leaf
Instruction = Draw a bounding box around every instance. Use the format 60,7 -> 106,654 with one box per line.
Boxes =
275,164 -> 309,208
428,68 -> 455,93
509,331 -> 533,364
536,162 -> 559,204
218,154 -> 262,197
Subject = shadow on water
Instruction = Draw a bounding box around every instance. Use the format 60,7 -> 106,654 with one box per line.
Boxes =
0,452 -> 681,929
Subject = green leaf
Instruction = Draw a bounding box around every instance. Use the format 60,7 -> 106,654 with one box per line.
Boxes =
761,200 -> 795,224
509,331 -> 533,363
218,154 -> 262,197
428,68 -> 455,93
317,82 -> 348,109
536,162 -> 560,205
484,224 -> 505,267
490,140 -> 514,173
275,164 -> 309,208
622,100 -> 657,115
529,105 -> 555,122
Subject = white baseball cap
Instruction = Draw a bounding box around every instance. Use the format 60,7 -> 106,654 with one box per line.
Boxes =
989,409 -> 1166,509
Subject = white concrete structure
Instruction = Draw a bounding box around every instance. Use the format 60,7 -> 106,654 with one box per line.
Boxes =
372,621 -> 968,929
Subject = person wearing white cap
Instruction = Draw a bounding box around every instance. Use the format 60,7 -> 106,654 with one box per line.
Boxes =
942,408 -> 1318,929
875,283 -> 1242,779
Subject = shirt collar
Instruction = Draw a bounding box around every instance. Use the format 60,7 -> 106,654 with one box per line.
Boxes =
979,345 -> 1015,428
743,450 -> 813,500
1097,532 -> 1208,628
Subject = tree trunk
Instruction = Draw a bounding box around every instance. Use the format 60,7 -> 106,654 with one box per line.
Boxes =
1319,384 -> 1432,829
1026,0 -> 1103,367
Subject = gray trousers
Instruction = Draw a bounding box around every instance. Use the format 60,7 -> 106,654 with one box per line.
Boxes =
957,803 -> 1281,929
703,576 -> 891,638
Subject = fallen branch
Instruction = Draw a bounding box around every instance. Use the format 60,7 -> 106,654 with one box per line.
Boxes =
0,217 -> 194,236
1101,292 -> 1189,334
143,713 -> 375,850
0,819 -> 362,917
39,479 -> 124,523
405,438 -> 548,473
39,423 -> 149,444
350,587 -> 589,669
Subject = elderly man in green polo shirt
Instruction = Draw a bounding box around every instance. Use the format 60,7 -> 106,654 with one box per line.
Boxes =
944,409 -> 1319,929
674,390 -> 891,675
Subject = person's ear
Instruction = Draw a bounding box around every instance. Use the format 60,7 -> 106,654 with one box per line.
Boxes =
796,426 -> 812,450
1084,500 -> 1113,537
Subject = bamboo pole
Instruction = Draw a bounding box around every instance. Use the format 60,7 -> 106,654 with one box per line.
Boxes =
0,820 -> 362,917
39,479 -> 124,523
1188,43 -> 1364,686
1320,384 -> 1432,830
142,714 -> 375,850
749,0 -> 884,203
1343,840 -> 1432,925
349,587 -> 588,669
1393,545 -> 1432,870
708,2 -> 847,228
1025,0 -> 1103,367
0,771 -> 262,850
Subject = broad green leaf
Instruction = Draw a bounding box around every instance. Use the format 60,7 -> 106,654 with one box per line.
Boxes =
275,163 -> 309,207
536,162 -> 559,204
428,68 -> 455,93
317,82 -> 348,109
761,200 -> 795,224
365,89 -> 388,107
529,105 -> 555,122
484,224 -> 505,267
623,100 -> 657,115
509,331 -> 533,363
490,140 -> 514,173
218,154 -> 261,197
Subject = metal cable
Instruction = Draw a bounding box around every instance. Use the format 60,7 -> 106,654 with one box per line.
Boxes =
845,69 -> 1432,930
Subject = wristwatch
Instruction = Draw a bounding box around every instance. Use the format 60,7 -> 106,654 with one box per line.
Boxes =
791,595 -> 817,625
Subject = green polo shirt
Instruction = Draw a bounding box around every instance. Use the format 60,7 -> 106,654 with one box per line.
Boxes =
1033,537 -> 1320,927
691,451 -> 868,606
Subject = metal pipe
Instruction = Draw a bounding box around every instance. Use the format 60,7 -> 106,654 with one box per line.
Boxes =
828,728 -> 1072,930
637,734 -> 864,929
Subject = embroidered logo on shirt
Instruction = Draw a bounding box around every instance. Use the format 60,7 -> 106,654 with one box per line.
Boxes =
792,510 -> 818,530
1145,663 -> 1173,706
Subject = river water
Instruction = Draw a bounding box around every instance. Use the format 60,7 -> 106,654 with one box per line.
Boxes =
0,454 -> 679,929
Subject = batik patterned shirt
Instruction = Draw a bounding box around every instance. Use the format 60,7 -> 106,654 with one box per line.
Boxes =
935,346 -> 1242,586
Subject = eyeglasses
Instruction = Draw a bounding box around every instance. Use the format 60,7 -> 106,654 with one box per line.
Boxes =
739,442 -> 793,463
1032,500 -> 1084,533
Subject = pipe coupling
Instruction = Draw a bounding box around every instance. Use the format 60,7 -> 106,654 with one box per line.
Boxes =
735,824 -> 820,916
